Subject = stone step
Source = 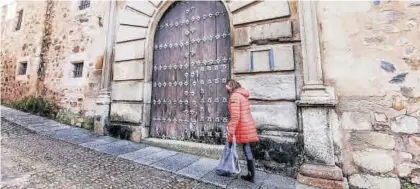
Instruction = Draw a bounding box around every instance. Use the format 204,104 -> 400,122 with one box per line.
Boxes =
142,137 -> 224,160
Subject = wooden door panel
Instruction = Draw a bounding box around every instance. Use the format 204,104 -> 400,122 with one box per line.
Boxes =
151,1 -> 230,144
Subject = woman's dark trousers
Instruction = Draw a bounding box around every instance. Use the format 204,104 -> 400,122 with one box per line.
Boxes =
229,143 -> 255,183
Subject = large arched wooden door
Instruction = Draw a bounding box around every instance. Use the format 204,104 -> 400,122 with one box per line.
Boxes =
150,1 -> 230,144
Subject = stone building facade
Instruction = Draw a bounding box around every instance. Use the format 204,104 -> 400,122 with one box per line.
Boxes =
1,1 -> 420,189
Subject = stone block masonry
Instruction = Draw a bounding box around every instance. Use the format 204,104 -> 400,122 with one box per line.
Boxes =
318,0 -> 420,188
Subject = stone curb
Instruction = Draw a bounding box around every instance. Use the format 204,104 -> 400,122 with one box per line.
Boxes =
0,106 -> 317,189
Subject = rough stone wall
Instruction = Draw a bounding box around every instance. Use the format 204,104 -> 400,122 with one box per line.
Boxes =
1,0 -> 107,126
318,1 -> 420,188
1,0 -> 47,102
41,0 -> 108,123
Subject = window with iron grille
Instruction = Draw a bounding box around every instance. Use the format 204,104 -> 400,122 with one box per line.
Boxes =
15,10 -> 23,31
79,0 -> 90,10
72,62 -> 84,78
18,62 -> 27,75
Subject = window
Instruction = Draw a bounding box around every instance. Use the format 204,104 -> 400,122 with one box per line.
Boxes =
72,62 -> 84,78
18,62 -> 27,75
15,9 -> 23,31
79,0 -> 90,10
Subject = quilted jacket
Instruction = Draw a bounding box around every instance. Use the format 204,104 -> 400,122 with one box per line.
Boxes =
227,88 -> 259,144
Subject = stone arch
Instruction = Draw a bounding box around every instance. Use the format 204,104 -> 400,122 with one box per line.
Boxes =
109,1 -> 338,180
143,1 -> 234,84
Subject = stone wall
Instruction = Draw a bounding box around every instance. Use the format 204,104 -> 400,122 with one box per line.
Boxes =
318,1 -> 420,188
1,1 -> 47,102
110,0 -> 303,175
1,1 -> 107,126
41,0 -> 107,123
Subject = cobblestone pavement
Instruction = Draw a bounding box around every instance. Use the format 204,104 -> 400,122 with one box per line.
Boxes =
1,119 -> 217,189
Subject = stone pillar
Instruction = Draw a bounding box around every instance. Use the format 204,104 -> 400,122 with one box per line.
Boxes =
94,0 -> 117,135
296,1 -> 343,189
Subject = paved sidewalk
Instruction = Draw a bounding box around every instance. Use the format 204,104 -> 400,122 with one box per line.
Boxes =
1,106 -> 317,189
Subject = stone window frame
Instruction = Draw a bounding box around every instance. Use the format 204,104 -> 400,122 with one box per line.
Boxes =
15,57 -> 30,81
72,61 -> 84,78
65,53 -> 87,85
78,0 -> 91,11
71,0 -> 92,12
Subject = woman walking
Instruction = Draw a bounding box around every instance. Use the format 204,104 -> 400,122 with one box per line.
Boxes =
226,80 -> 259,183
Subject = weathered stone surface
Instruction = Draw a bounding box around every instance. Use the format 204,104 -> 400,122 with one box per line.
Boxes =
201,170 -> 236,188
119,146 -> 163,161
250,21 -> 292,41
116,25 -> 147,42
397,163 -> 420,177
134,150 -> 177,165
80,136 -> 118,149
407,136 -> 420,156
300,164 -> 343,181
236,74 -> 296,100
110,103 -> 143,123
260,174 -> 296,189
115,40 -> 145,61
149,0 -> 161,7
349,132 -> 395,150
302,108 -> 335,165
177,158 -> 218,180
111,81 -> 143,101
233,21 -> 292,47
353,149 -> 394,173
228,1 -> 254,12
234,44 -> 295,73
297,174 -> 343,189
92,140 -> 148,156
126,1 -> 156,16
396,152 -> 413,164
342,112 -> 372,130
233,27 -> 251,47
232,1 -> 290,25
119,9 -> 150,27
113,60 -> 145,81
407,0 -> 420,7
250,103 -> 297,131
348,174 -> 400,189
253,134 -> 299,171
151,153 -> 199,172
370,10 -> 406,24
390,115 -> 419,134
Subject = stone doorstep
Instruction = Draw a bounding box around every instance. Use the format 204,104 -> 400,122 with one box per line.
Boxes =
297,174 -> 343,189
299,164 -> 343,181
0,106 -> 309,189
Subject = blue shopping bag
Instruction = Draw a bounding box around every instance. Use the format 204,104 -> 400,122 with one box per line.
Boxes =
215,138 -> 241,177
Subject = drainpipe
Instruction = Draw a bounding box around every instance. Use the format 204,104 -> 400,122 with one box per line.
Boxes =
94,0 -> 116,135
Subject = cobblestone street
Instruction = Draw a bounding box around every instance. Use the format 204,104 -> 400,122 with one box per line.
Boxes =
1,119 -> 216,189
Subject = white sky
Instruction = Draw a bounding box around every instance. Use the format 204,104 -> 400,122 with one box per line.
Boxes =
1,0 -> 14,7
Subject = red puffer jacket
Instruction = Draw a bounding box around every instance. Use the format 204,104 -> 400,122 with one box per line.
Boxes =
227,88 -> 259,144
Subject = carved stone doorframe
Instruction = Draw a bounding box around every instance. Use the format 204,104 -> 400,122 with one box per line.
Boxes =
297,1 -> 343,188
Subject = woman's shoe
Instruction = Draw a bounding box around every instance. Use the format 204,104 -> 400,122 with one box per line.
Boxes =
241,160 -> 255,183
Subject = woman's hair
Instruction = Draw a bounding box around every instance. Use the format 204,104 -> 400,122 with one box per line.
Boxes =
227,79 -> 242,91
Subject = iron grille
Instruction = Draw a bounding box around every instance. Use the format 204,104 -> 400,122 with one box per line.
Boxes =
73,62 -> 84,78
79,0 -> 90,10
18,62 -> 27,75
15,10 -> 23,31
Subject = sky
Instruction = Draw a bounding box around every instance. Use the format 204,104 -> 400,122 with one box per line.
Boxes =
0,0 -> 14,7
